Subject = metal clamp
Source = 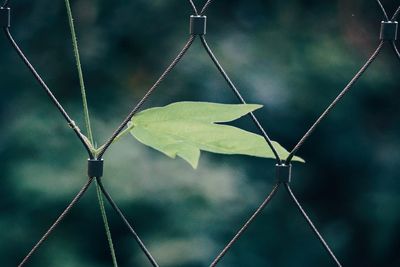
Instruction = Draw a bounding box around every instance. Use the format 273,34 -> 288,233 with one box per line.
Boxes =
275,164 -> 292,183
380,21 -> 398,40
88,159 -> 104,178
0,7 -> 10,28
190,15 -> 207,35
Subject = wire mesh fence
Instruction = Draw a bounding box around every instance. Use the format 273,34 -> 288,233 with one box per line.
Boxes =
1,0 -> 399,266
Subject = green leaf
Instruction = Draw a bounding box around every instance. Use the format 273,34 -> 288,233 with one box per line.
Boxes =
132,101 -> 263,124
129,102 -> 304,168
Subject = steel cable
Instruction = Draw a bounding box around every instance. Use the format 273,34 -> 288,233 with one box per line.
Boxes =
3,28 -> 94,158
392,41 -> 400,61
186,0 -> 214,16
200,0 -> 215,15
200,36 -> 282,163
209,183 -> 280,267
97,178 -> 160,267
391,5 -> 400,20
389,3 -> 400,70
285,41 -> 384,164
1,0 -> 9,8
389,4 -> 400,62
98,36 -> 196,158
188,0 -> 199,15
376,0 -> 389,21
284,184 -> 342,267
18,177 -> 95,267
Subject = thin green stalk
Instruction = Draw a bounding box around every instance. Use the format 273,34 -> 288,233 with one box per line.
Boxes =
65,0 -> 93,143
65,1 -> 118,266
96,178 -> 119,267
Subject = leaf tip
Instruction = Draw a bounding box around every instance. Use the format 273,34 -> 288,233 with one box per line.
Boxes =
293,155 -> 306,163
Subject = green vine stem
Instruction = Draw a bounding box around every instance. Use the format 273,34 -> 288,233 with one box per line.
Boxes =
96,178 -> 119,266
65,0 -> 119,266
65,0 -> 93,143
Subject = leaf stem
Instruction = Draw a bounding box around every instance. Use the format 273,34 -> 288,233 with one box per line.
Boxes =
113,124 -> 135,143
94,124 -> 135,156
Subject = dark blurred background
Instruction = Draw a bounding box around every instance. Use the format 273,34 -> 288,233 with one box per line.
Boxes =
0,0 -> 399,266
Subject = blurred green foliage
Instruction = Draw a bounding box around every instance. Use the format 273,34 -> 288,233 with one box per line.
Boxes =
0,0 -> 399,266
